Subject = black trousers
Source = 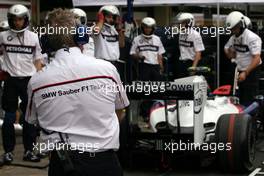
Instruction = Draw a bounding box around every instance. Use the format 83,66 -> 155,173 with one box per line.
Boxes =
139,63 -> 162,81
49,150 -> 123,176
238,67 -> 260,106
177,60 -> 193,78
1,77 -> 37,153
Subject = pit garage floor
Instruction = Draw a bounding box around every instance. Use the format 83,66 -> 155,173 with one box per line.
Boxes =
0,131 -> 263,176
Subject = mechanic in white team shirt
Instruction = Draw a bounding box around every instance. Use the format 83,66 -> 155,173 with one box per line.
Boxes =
25,9 -> 129,176
93,5 -> 125,69
0,4 -> 43,164
71,8 -> 95,57
175,12 -> 205,78
130,17 -> 165,81
0,20 -> 9,70
224,11 -> 262,105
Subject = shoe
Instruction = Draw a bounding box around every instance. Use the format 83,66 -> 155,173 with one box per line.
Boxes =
37,151 -> 49,159
3,152 -> 14,164
23,151 -> 40,162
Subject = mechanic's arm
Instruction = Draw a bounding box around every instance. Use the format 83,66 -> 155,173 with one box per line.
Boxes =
130,39 -> 144,60
238,54 -> 261,82
25,80 -> 38,125
116,109 -> 126,122
118,30 -> 125,48
93,12 -> 104,34
116,16 -> 125,48
224,37 -> 235,60
192,34 -> 204,68
224,47 -> 236,60
132,54 -> 145,61
0,34 -> 3,55
158,54 -> 164,72
34,59 -> 43,71
192,51 -> 202,67
239,37 -> 262,82
113,64 -> 130,122
246,54 -> 261,74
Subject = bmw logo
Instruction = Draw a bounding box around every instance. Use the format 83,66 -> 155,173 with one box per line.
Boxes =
14,8 -> 19,13
7,36 -> 13,41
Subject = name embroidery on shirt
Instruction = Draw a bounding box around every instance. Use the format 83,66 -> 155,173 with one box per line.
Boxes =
138,45 -> 158,52
101,33 -> 118,42
233,44 -> 249,53
4,44 -> 34,54
179,40 -> 194,47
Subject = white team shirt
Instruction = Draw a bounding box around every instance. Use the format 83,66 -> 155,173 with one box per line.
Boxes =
93,23 -> 119,61
130,34 -> 165,65
179,28 -> 205,61
0,55 -> 3,70
25,47 -> 129,152
0,30 -> 42,77
225,28 -> 262,71
82,37 -> 95,57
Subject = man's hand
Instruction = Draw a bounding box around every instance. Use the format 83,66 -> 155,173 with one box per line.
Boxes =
188,66 -> 196,75
137,55 -> 146,62
97,12 -> 104,23
225,48 -> 236,59
160,65 -> 164,74
139,55 -> 145,61
238,71 -> 247,82
116,109 -> 126,122
34,59 -> 43,72
94,12 -> 105,35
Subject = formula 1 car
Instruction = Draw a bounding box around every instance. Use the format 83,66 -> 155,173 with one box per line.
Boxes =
122,75 -> 264,173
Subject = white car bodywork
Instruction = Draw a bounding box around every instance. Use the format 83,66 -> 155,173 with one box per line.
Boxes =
150,96 -> 242,133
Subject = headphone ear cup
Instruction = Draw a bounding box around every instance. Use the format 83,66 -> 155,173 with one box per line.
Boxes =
74,24 -> 89,45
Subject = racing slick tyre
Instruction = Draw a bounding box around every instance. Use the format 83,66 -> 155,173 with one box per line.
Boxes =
215,113 -> 256,173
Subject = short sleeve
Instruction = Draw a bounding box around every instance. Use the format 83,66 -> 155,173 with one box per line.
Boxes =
158,37 -> 166,55
0,33 -> 3,53
0,32 -> 3,45
25,78 -> 38,124
193,33 -> 205,52
112,66 -> 130,110
249,36 -> 262,55
130,38 -> 138,55
224,36 -> 234,49
33,34 -> 43,61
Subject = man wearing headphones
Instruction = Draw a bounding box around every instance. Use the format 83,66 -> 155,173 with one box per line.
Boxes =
25,8 -> 129,176
224,11 -> 262,105
130,17 -> 165,81
175,12 -> 205,78
0,4 -> 42,164
0,20 -> 9,73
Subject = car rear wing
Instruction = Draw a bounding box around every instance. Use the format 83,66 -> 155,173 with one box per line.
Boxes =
126,76 -> 208,146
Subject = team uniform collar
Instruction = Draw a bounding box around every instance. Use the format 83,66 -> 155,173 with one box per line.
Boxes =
54,47 -> 82,58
